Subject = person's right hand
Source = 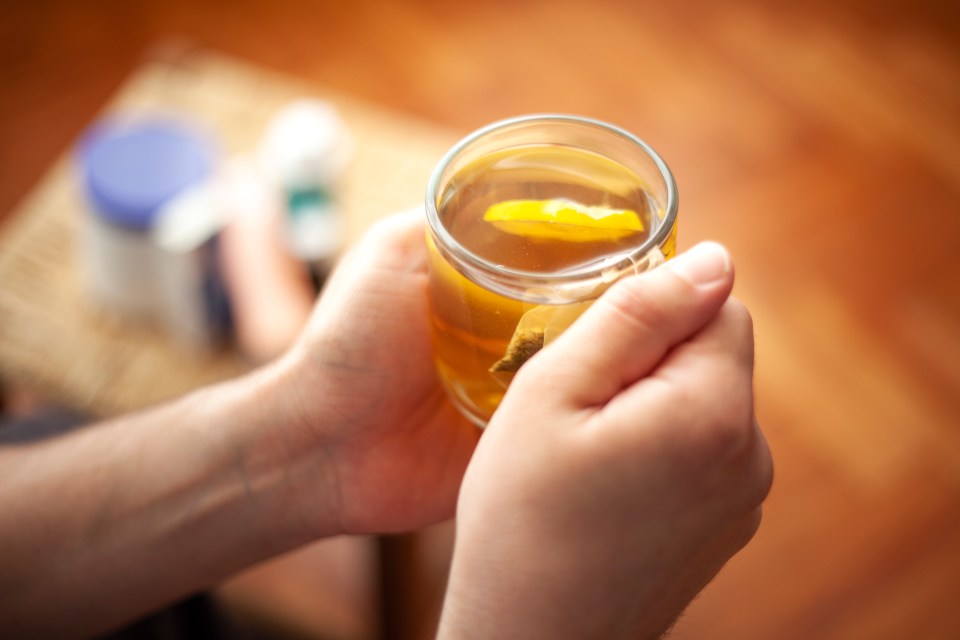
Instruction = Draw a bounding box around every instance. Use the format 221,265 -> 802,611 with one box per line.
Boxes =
438,242 -> 774,640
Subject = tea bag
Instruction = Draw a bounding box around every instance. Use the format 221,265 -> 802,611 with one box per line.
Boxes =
490,300 -> 592,381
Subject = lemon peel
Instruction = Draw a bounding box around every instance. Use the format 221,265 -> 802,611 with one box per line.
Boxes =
484,198 -> 644,241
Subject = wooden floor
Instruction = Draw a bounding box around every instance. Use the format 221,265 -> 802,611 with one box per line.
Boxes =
2,1 -> 959,638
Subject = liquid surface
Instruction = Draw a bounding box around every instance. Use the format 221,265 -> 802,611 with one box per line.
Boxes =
438,146 -> 656,272
428,145 -> 674,425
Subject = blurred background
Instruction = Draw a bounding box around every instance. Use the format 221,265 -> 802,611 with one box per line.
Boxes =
1,0 -> 959,639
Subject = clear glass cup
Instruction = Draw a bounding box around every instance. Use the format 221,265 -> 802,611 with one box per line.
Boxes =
425,114 -> 678,427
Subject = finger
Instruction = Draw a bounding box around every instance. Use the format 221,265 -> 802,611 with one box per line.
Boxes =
521,242 -> 735,407
604,299 -> 754,452
603,300 -> 771,502
318,207 -> 428,308
650,296 -> 756,391
300,207 -> 428,344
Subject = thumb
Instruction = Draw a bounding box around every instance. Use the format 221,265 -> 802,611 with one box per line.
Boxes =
519,242 -> 735,408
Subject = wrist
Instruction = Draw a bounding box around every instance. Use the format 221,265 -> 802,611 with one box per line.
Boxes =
215,355 -> 344,551
0,357 -> 344,637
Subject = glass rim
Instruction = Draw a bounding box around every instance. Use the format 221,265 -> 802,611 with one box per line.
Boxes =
425,113 -> 679,297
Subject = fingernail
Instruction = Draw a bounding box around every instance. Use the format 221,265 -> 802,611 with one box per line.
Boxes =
667,242 -> 731,287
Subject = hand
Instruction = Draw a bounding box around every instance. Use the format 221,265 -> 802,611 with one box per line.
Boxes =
274,210 -> 480,536
0,209 -> 477,637
439,243 -> 773,639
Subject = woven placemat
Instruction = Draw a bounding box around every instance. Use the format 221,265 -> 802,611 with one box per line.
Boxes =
0,47 -> 457,417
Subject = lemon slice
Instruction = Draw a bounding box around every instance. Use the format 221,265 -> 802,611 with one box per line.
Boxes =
484,198 -> 644,241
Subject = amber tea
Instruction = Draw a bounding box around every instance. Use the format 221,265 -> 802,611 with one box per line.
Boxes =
426,116 -> 678,426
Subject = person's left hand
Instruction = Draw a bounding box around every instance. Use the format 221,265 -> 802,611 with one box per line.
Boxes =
270,209 -> 480,537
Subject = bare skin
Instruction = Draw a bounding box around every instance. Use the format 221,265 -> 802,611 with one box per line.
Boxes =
438,242 -> 773,639
0,212 -> 771,639
0,212 -> 479,637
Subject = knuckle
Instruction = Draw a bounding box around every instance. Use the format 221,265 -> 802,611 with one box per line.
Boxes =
690,371 -> 756,463
715,419 -> 774,514
749,427 -> 775,504
701,415 -> 754,473
724,296 -> 753,330
671,371 -> 770,509
730,507 -> 765,551
721,298 -> 756,364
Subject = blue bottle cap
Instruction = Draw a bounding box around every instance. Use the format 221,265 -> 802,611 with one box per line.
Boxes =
79,118 -> 216,231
